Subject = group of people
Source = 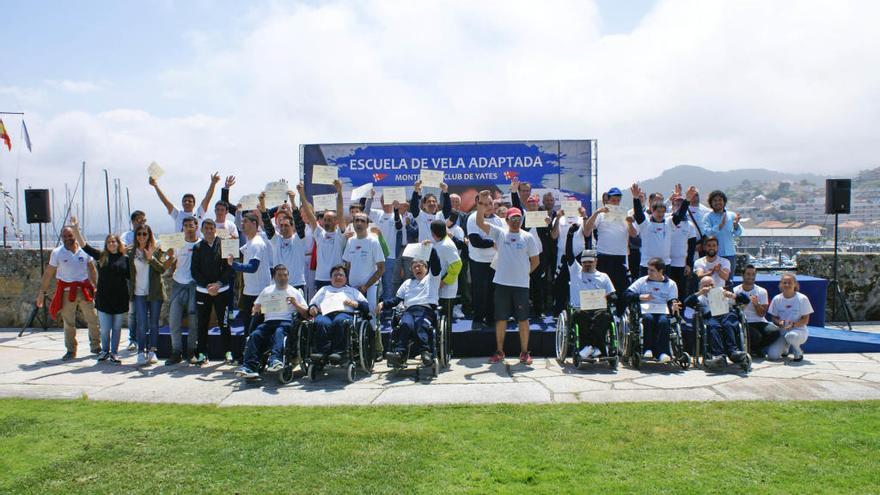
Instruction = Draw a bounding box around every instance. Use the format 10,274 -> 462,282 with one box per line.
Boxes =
34,170 -> 813,378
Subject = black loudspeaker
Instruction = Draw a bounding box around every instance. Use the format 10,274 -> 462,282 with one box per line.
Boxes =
24,189 -> 51,224
825,179 -> 851,214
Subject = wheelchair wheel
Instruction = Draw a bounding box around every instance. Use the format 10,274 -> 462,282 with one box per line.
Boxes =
346,362 -> 356,383
438,314 -> 451,369
630,350 -> 641,369
555,310 -> 569,366
678,353 -> 691,370
741,354 -> 752,373
357,320 -> 375,374
279,364 -> 295,384
308,362 -> 319,382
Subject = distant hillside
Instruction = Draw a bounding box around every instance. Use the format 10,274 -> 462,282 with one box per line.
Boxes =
634,165 -> 827,198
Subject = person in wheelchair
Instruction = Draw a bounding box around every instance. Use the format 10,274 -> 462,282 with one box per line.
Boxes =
625,257 -> 681,363
236,264 -> 308,379
563,224 -> 616,360
307,264 -> 370,365
376,250 -> 442,368
683,276 -> 749,369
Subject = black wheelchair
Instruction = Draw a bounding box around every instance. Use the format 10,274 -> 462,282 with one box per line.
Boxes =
554,304 -> 623,371
240,314 -> 309,384
622,302 -> 691,370
692,304 -> 752,373
301,310 -> 376,383
385,305 -> 451,381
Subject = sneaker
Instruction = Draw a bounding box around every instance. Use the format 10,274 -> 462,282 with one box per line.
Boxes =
90,347 -> 102,355
136,352 -> 147,366
97,351 -> 110,362
452,305 -> 465,320
164,353 -> 182,366
385,351 -> 403,366
61,351 -> 76,361
310,353 -> 326,362
591,347 -> 603,358
108,354 -> 121,364
147,351 -> 158,364
708,355 -> 726,369
328,353 -> 342,365
792,354 -> 804,362
519,351 -> 533,366
658,353 -> 671,363
579,346 -> 594,360
191,353 -> 208,366
643,350 -> 653,359
488,351 -> 505,364
420,351 -> 435,367
235,367 -> 259,379
267,360 -> 284,373
729,351 -> 747,364
225,352 -> 236,365
127,342 -> 137,352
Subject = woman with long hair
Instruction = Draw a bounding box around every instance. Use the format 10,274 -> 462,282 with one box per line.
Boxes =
129,224 -> 169,366
766,273 -> 813,362
70,218 -> 130,363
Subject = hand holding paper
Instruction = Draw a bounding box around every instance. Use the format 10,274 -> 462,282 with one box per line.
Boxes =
312,165 -> 339,185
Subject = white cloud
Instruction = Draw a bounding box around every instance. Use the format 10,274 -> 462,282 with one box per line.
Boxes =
4,0 -> 880,236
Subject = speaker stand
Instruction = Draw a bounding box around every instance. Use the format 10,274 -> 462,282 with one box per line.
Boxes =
19,223 -> 51,337
829,213 -> 853,330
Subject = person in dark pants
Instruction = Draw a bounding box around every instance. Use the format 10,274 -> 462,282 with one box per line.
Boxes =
584,187 -> 631,316
466,195 -> 503,329
227,212 -> 272,364
733,264 -> 780,357
191,218 -> 234,365
683,276 -> 749,369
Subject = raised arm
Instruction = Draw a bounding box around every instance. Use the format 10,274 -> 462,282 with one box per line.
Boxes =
475,191 -> 491,235
334,179 -> 347,231
149,177 -> 175,214
199,172 -> 221,213
296,183 -> 318,230
440,182 -> 451,218
409,180 -> 422,219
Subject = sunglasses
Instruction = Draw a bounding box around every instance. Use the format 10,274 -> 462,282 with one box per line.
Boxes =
136,232 -> 149,237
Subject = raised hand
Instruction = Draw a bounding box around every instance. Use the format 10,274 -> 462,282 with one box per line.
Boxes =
210,172 -> 221,184
630,183 -> 643,199
225,175 -> 236,188
333,179 -> 342,193
414,180 -> 423,194
439,182 -> 448,193
149,176 -> 158,187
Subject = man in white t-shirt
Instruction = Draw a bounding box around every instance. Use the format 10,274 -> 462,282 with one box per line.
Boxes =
342,212 -> 385,311
227,212 -> 272,363
476,192 -> 540,366
583,187 -> 630,313
35,226 -> 100,360
302,179 -> 348,292
235,265 -> 308,379
733,264 -> 779,357
267,211 -> 308,291
165,217 -> 201,365
467,195 -> 505,328
211,200 -> 238,239
409,179 -> 451,243
149,172 -> 221,232
693,236 -> 731,289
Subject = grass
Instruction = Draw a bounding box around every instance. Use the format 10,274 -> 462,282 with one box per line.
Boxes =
0,398 -> 878,494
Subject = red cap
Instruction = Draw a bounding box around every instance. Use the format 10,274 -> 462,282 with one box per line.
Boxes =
507,207 -> 523,218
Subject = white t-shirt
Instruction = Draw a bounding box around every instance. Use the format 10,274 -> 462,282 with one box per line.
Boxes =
434,236 -> 461,299
568,267 -> 615,309
314,225 -> 347,282
669,218 -> 696,267
694,256 -> 731,289
369,209 -> 400,259
172,239 -> 198,285
169,206 -> 206,232
309,285 -> 369,314
627,276 -> 679,306
255,284 -> 307,322
271,234 -> 307,287
342,235 -> 385,287
636,216 -> 675,267
241,235 -> 272,296
466,213 -> 504,263
49,245 -> 93,283
768,292 -> 814,331
414,209 -> 445,243
134,255 -> 150,296
212,216 -> 237,238
594,212 -> 629,256
555,215 -> 585,268
449,224 -> 465,242
488,225 -> 540,288
734,284 -> 769,323
394,275 -> 439,308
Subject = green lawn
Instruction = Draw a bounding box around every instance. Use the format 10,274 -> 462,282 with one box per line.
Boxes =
1,399 -> 878,494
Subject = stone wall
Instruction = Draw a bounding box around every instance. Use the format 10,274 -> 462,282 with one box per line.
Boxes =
797,252 -> 880,321
0,249 -> 63,328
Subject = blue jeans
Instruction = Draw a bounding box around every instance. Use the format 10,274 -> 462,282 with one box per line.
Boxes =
392,306 -> 434,354
706,313 -> 740,357
314,312 -> 353,355
98,311 -> 124,354
168,280 -> 197,356
134,296 -> 162,353
243,320 -> 291,371
381,257 -> 396,300
641,314 -> 671,356
128,302 -> 137,344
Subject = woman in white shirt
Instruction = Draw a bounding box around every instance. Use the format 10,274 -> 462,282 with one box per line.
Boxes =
766,273 -> 813,361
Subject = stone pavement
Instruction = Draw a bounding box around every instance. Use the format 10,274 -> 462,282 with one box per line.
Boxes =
3,328 -> 880,406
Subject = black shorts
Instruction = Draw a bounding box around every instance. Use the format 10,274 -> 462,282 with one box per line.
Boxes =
493,284 -> 530,322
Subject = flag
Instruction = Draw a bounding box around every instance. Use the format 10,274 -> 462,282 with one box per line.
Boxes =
0,119 -> 10,151
21,120 -> 32,152
503,170 -> 519,180
372,172 -> 388,182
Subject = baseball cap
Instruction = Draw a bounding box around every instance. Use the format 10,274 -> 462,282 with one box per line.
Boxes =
607,187 -> 623,197
507,207 -> 523,218
581,249 -> 598,260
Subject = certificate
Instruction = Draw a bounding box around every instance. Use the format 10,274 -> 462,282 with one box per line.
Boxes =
319,291 -> 349,315
561,199 -> 582,216
216,229 -> 230,239
419,169 -> 444,188
263,191 -> 288,208
402,242 -> 432,261
312,193 -> 338,212
158,233 -> 184,252
708,287 -> 729,317
220,238 -> 240,258
351,183 -> 374,202
604,205 -> 627,223
641,302 -> 668,315
238,194 -> 260,211
261,294 -> 290,314
524,210 -> 549,228
312,165 -> 338,185
382,187 -> 407,204
147,161 -> 164,179
264,180 -> 288,194
579,289 -> 607,311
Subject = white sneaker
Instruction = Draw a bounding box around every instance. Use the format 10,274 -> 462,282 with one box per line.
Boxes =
579,346 -> 594,360
225,352 -> 236,365
591,347 -> 603,358
658,353 -> 671,363
147,351 -> 158,364
136,352 -> 147,366
452,305 -> 465,320
643,350 -> 653,359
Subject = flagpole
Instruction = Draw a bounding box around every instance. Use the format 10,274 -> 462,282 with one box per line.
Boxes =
81,162 -> 85,238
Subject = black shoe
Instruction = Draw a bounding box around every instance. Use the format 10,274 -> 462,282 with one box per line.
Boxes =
310,353 -> 326,362
97,351 -> 110,362
729,351 -> 746,364
328,353 -> 342,365
164,354 -> 183,366
90,347 -> 102,355
61,351 -> 76,361
385,351 -> 403,366
420,351 -> 435,367
707,355 -> 725,369
792,355 -> 804,362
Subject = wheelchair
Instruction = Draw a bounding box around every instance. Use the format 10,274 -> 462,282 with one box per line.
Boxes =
622,301 -> 691,370
693,304 -> 752,373
385,305 -> 450,381
241,314 -> 309,384
301,310 -> 376,383
554,304 -> 622,370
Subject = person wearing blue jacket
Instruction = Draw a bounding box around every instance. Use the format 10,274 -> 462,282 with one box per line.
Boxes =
701,190 -> 742,275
